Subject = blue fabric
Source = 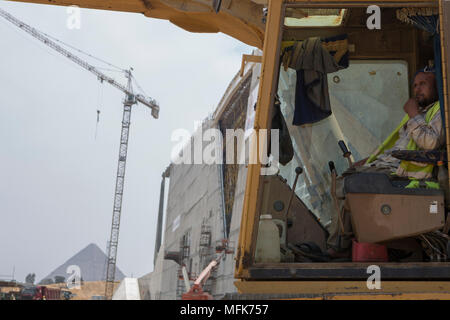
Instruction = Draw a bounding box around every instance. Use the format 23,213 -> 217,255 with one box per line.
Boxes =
292,34 -> 349,126
406,15 -> 439,34
293,70 -> 332,125
413,65 -> 435,79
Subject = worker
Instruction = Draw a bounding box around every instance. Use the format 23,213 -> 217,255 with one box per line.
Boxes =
327,66 -> 444,258
358,66 -> 443,177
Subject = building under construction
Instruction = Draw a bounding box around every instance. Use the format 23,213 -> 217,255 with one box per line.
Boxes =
139,54 -> 261,300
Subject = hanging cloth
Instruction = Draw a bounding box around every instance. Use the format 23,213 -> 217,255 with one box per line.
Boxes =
285,34 -> 349,125
270,96 -> 294,165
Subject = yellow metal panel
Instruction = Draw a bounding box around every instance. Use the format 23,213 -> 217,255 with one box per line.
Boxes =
235,0 -> 284,279
9,0 -> 439,48
9,0 -> 265,48
240,54 -> 262,77
234,280 -> 450,299
320,293 -> 450,299
284,0 -> 437,6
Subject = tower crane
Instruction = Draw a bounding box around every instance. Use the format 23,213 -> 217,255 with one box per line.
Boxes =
0,7 -> 159,299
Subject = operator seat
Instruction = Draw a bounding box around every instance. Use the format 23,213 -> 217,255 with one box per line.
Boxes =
343,150 -> 446,243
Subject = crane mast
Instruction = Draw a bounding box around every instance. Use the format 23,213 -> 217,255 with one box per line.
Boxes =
105,70 -> 134,299
0,7 -> 159,299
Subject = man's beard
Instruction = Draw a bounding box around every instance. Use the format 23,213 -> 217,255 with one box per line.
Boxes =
417,95 -> 437,109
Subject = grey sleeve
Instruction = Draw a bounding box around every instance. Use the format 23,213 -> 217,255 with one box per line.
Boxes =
406,111 -> 444,150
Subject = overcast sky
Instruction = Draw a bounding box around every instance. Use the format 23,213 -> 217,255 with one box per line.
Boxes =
0,0 -> 253,282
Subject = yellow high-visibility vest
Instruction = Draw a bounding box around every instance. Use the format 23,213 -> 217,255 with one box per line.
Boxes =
367,101 -> 441,177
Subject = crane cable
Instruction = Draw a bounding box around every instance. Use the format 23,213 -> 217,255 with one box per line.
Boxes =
95,81 -> 104,140
40,30 -> 126,73
131,75 -> 149,98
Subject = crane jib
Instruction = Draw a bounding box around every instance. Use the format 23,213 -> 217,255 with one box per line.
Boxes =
0,7 -> 159,119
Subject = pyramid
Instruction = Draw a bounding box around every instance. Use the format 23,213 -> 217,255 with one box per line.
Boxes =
40,243 -> 126,283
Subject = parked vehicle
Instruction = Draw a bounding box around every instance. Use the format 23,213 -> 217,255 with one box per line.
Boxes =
21,286 -> 61,300
61,290 -> 74,300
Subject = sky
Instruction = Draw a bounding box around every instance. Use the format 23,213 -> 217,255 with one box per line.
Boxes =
0,0 -> 253,282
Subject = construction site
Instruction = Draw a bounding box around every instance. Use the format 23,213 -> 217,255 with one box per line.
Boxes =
1,0 -> 450,301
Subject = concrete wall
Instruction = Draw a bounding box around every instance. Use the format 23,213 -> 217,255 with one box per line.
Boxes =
212,164 -> 248,297
155,146 -> 249,299
150,57 -> 261,300
159,122 -> 227,299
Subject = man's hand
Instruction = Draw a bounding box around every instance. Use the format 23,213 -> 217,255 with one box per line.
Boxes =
403,98 -> 420,118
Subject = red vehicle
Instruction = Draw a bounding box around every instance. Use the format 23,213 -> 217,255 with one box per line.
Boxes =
21,286 -> 61,300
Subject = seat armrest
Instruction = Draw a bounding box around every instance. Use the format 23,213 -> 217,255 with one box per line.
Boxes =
390,150 -> 446,164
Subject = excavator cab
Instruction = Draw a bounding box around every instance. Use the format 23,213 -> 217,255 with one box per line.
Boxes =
7,0 -> 450,300
235,0 -> 450,297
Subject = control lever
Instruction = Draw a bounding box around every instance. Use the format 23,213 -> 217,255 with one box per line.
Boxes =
284,167 -> 303,248
329,161 -> 338,207
338,140 -> 353,168
286,167 -> 303,219
328,161 -> 336,174
329,161 -> 344,234
329,161 -> 352,243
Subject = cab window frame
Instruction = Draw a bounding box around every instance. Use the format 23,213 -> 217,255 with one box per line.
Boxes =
236,0 -> 450,281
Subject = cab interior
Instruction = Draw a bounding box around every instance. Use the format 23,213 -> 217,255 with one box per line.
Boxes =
247,3 -> 450,280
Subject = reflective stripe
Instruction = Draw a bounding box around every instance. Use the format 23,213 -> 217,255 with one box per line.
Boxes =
399,101 -> 440,175
366,114 -> 409,164
399,161 -> 434,173
405,180 -> 440,189
367,101 -> 440,178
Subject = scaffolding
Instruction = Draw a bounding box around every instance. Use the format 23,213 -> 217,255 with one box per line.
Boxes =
199,219 -> 216,293
218,74 -> 251,237
176,231 -> 191,299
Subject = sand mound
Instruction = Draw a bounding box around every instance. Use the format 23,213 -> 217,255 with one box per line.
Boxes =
47,281 -> 119,300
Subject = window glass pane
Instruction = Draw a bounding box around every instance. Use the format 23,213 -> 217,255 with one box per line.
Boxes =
277,60 -> 409,225
284,8 -> 346,27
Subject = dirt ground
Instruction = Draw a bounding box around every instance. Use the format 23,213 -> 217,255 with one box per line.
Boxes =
0,287 -> 21,293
